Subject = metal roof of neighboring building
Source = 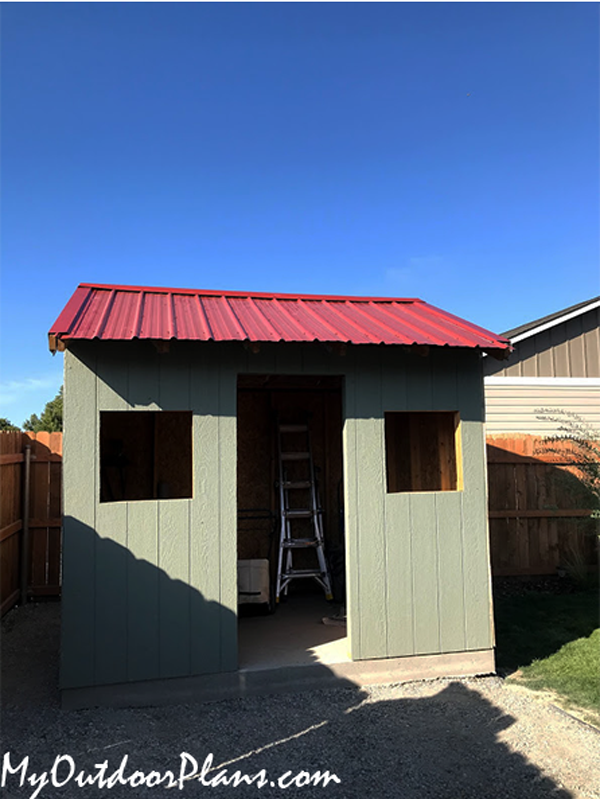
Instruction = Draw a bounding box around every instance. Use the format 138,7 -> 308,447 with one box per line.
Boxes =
49,283 -> 511,353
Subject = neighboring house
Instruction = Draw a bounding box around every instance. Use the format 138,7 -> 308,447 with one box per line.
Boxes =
484,296 -> 600,434
50,283 -> 509,708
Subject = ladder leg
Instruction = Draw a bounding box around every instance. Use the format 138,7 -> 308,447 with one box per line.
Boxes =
275,514 -> 286,602
285,547 -> 292,596
314,513 -> 333,600
310,447 -> 333,600
275,425 -> 287,603
275,418 -> 334,601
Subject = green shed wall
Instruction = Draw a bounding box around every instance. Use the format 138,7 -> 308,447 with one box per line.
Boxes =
343,346 -> 492,661
61,340 -> 492,690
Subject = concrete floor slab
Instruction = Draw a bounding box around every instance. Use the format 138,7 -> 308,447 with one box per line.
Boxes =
238,594 -> 349,669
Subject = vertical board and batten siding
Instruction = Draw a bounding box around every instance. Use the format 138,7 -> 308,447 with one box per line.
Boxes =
62,340 -> 491,690
62,341 -> 238,689
484,307 -> 600,379
343,347 -> 491,661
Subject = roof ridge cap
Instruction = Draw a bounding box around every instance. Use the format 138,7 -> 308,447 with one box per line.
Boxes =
77,282 -> 424,303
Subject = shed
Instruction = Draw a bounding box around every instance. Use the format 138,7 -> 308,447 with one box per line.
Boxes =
50,283 -> 510,707
484,296 -> 600,434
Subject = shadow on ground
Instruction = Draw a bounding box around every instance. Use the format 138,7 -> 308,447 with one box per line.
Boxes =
1,603 -> 577,799
493,583 -> 599,671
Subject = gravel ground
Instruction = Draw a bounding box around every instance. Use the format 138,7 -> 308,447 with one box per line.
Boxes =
2,603 -> 599,799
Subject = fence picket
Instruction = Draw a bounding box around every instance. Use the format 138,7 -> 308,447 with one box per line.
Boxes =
487,433 -> 598,577
1,432 -> 62,615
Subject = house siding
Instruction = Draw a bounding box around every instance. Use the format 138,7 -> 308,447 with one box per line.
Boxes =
484,307 -> 600,379
62,340 -> 492,690
483,306 -> 600,434
484,380 -> 600,434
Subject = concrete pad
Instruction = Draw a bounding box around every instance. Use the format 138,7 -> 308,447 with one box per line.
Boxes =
62,648 -> 495,710
238,594 -> 349,669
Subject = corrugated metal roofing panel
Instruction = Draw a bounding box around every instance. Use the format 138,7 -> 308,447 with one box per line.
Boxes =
49,283 -> 511,352
228,297 -> 282,342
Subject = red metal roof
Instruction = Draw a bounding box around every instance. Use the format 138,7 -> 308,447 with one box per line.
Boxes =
49,283 -> 511,353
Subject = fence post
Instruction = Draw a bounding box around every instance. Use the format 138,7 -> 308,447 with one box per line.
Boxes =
20,443 -> 32,605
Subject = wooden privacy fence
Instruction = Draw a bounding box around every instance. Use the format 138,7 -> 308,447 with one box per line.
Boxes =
487,434 -> 598,577
0,431 -> 62,615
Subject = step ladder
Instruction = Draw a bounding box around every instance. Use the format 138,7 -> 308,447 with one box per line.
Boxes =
275,421 -> 333,602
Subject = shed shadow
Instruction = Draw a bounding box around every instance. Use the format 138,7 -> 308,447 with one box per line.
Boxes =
54,518 -> 358,707
2,524 -> 578,798
58,516 -> 240,693
175,681 -> 576,799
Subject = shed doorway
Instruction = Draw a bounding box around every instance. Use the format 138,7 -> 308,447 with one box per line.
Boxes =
236,375 -> 348,670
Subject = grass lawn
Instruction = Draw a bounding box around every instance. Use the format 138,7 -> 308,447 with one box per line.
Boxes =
494,585 -> 600,719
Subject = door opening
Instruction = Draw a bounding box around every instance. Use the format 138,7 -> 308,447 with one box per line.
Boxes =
236,374 -> 348,670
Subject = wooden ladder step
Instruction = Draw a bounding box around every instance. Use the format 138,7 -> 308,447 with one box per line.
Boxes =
281,452 -> 310,460
282,480 -> 312,489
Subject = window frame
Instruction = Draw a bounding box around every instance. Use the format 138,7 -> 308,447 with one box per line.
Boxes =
384,410 -> 463,494
99,410 -> 193,503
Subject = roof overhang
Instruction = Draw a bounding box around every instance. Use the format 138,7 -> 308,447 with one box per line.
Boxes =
505,298 -> 600,344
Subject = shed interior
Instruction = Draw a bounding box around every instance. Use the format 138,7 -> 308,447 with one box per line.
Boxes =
236,374 -> 348,666
99,410 -> 193,502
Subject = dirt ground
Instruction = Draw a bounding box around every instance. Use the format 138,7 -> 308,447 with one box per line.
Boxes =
2,603 -> 599,799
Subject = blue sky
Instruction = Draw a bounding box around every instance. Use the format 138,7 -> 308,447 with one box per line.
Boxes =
1,2 -> 598,425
